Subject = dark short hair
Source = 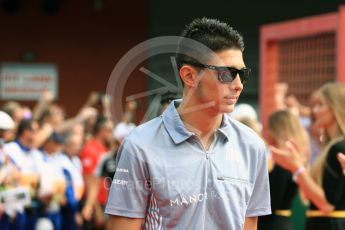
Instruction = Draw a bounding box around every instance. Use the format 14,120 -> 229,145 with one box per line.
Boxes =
16,119 -> 34,138
176,18 -> 244,70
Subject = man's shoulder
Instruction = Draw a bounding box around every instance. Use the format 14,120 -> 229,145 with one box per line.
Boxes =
227,116 -> 263,139
123,116 -> 164,146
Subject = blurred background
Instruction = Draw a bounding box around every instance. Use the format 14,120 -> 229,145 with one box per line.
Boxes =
0,0 -> 344,118
1,1 -> 345,229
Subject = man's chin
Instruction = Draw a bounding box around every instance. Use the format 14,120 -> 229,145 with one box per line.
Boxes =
220,104 -> 235,114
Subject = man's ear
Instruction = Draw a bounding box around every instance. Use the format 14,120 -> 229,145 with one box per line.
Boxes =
179,65 -> 199,88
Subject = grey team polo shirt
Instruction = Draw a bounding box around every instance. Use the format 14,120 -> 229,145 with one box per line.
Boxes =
105,100 -> 271,230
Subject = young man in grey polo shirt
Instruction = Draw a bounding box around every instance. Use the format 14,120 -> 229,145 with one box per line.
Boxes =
106,18 -> 271,229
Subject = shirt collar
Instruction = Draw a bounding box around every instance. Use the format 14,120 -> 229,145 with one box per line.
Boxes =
162,99 -> 194,145
162,100 -> 232,144
218,115 -> 231,142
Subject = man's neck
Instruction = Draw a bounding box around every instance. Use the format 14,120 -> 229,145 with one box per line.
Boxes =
177,100 -> 222,150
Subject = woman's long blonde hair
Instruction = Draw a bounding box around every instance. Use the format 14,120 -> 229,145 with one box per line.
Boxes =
268,109 -> 310,163
310,83 -> 345,185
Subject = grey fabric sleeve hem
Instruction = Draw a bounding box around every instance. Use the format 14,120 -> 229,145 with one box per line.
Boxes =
245,207 -> 272,217
105,207 -> 146,219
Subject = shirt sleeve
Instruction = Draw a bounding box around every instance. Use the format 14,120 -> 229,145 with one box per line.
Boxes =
323,141 -> 345,205
245,143 -> 272,217
104,138 -> 150,219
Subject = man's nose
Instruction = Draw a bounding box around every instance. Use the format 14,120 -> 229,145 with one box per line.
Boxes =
229,75 -> 243,92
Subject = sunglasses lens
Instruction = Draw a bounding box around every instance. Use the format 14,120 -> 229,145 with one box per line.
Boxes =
219,68 -> 250,84
218,70 -> 235,83
239,69 -> 250,84
194,63 -> 250,84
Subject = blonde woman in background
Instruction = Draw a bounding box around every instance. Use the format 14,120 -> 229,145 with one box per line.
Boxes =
271,82 -> 345,230
258,110 -> 310,230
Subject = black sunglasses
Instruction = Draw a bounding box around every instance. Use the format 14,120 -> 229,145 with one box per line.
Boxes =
182,61 -> 251,84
